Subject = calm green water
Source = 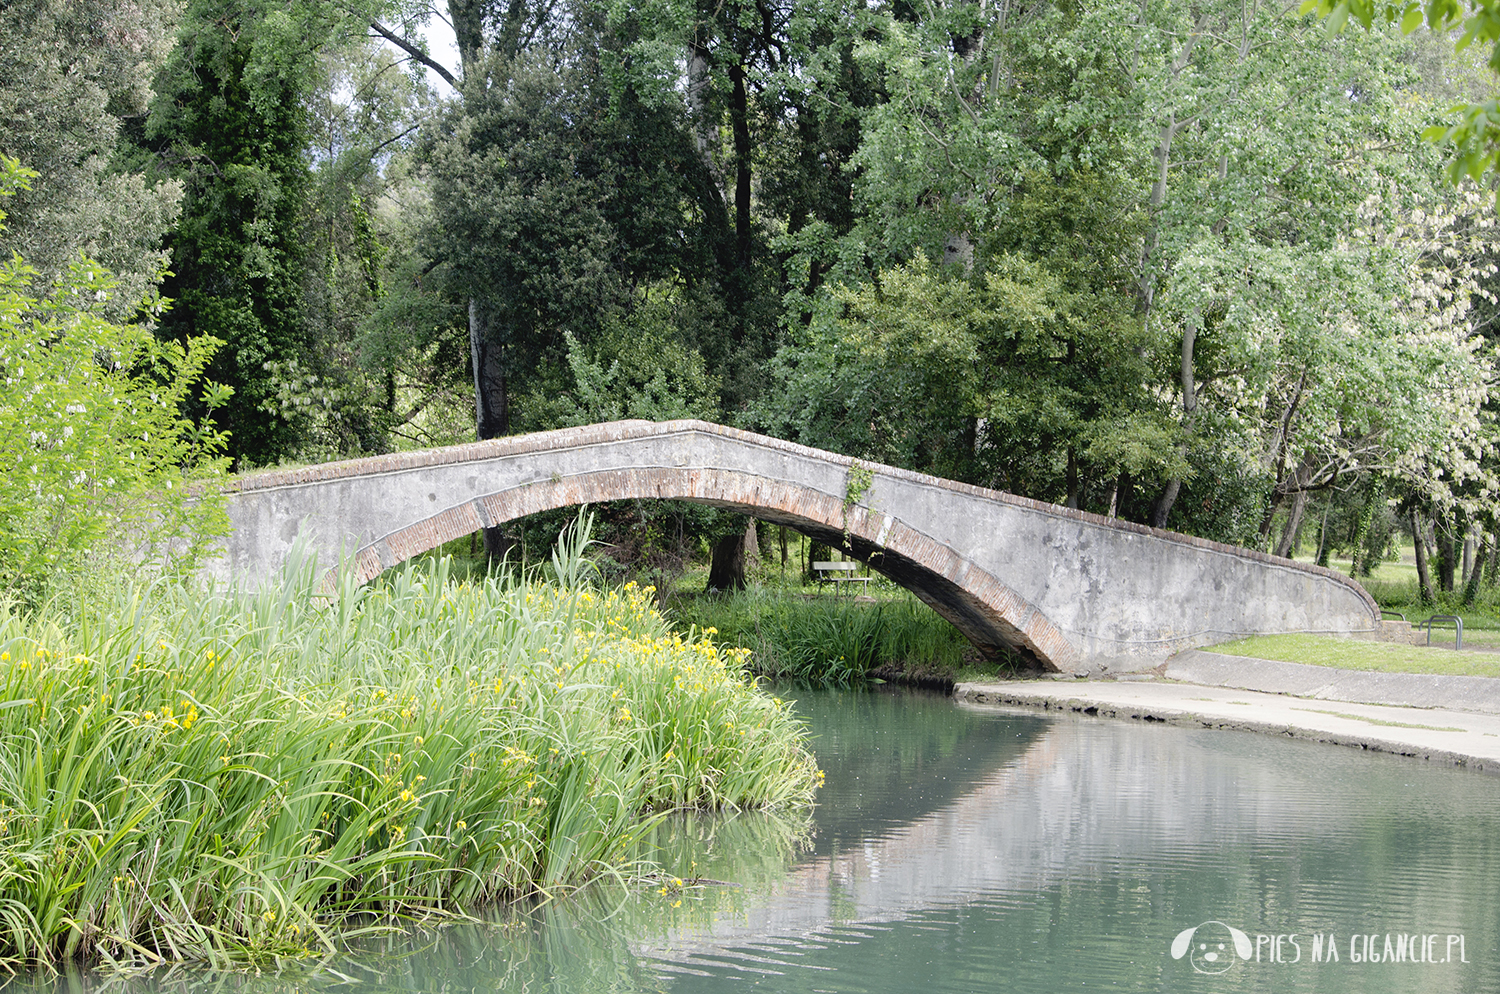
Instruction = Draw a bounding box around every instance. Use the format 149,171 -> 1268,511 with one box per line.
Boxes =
28,687 -> 1500,994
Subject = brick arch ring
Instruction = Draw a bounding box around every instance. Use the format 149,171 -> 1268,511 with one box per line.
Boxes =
340,465 -> 1081,673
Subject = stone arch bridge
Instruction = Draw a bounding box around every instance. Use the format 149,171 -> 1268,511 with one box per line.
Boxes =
211,419 -> 1382,672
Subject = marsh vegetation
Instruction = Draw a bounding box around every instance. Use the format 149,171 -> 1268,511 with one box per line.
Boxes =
0,525 -> 819,970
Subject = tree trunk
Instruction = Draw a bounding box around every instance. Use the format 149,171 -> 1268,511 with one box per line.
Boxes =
1273,490 -> 1308,559
939,9 -> 985,274
1463,530 -> 1490,607
806,539 -> 831,584
1135,19 -> 1210,526
1152,314 -> 1197,528
686,41 -> 723,198
1316,498 -> 1332,567
470,298 -> 508,439
744,518 -> 760,568
727,62 -> 753,274
1257,491 -> 1282,544
1348,480 -> 1383,578
1412,508 -> 1435,604
707,531 -> 747,592
942,231 -> 975,272
1149,479 -> 1180,529
1064,447 -> 1080,509
470,297 -> 511,560
1290,501 -> 1309,557
1436,514 -> 1456,593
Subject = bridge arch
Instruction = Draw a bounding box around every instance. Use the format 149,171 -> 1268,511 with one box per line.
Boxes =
338,463 -> 1076,671
216,420 -> 1381,673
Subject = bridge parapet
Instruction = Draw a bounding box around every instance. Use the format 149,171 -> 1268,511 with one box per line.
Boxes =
214,420 -> 1381,672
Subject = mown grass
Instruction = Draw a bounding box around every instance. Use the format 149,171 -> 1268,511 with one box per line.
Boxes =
667,588 -> 974,684
1210,633 -> 1500,677
0,528 -> 819,970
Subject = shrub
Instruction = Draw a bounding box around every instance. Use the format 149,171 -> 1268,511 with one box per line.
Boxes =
0,154 -> 229,605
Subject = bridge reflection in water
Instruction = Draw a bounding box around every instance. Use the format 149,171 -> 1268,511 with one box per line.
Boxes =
626,689 -> 1500,991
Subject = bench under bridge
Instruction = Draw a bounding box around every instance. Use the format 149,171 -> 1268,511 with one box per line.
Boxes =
211,419 -> 1383,673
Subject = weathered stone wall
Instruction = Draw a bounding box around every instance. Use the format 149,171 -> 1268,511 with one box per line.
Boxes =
210,419 -> 1381,672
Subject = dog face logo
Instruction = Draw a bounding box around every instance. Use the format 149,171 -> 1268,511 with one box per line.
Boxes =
1171,921 -> 1253,974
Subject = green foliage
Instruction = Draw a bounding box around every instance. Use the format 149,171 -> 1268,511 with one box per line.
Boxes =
0,549 -> 819,968
0,156 -> 229,603
1164,448 -> 1273,548
516,285 -> 723,430
670,589 -> 969,685
0,0 -> 183,314
147,0 -> 343,466
761,0 -> 1499,543
761,251 -> 1177,498
1303,0 -> 1500,193
289,36 -> 448,458
845,463 -> 874,511
431,48 -> 625,352
495,282 -> 731,590
14,0 -> 1486,573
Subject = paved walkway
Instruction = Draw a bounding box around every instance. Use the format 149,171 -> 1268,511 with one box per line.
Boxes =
955,676 -> 1500,774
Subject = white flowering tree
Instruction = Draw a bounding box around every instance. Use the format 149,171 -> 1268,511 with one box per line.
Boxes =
0,157 -> 231,602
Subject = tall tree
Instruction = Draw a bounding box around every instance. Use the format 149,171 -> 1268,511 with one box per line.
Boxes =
296,36 -> 450,457
0,156 -> 230,603
1303,0 -> 1500,189
147,0 -> 341,466
369,1 -> 726,554
428,42 -> 626,444
782,0 -> 1495,547
0,0 -> 182,314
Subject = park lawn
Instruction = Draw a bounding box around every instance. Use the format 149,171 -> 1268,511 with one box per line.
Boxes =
1210,633 -> 1500,678
1448,626 -> 1500,647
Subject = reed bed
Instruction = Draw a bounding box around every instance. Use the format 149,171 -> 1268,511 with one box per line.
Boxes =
0,531 -> 820,970
670,589 -> 968,684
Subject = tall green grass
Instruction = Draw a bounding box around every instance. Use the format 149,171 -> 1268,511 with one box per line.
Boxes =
0,527 -> 819,970
1361,576 -> 1500,632
669,589 -> 969,684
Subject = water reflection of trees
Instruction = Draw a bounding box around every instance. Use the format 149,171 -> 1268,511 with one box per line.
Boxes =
636,703 -> 1500,982
785,686 -> 1051,853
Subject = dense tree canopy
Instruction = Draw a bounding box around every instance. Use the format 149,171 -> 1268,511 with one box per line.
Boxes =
0,0 -> 183,313
3,0 -> 1498,586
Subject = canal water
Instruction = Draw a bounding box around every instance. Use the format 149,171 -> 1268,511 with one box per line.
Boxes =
31,686 -> 1500,993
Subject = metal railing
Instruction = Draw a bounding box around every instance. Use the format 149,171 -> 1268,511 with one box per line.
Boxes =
1420,614 -> 1463,649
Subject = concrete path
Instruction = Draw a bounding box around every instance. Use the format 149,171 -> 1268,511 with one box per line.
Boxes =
1162,648 -> 1500,713
955,678 -> 1500,774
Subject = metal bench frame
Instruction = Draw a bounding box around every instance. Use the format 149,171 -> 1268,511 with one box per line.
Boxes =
813,560 -> 870,595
